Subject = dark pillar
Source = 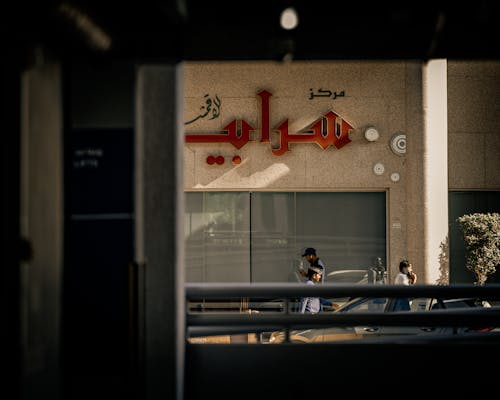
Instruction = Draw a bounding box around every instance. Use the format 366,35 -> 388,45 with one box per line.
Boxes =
135,64 -> 185,400
0,56 -> 21,400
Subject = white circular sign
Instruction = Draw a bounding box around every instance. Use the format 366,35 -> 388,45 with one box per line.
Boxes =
390,172 -> 401,182
373,163 -> 385,175
390,133 -> 406,155
364,127 -> 380,142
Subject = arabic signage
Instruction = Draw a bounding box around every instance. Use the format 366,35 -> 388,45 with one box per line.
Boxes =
185,94 -> 221,125
309,88 -> 345,100
185,89 -> 353,156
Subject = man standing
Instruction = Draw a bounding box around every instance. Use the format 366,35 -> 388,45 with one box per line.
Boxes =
299,247 -> 326,282
298,247 -> 333,311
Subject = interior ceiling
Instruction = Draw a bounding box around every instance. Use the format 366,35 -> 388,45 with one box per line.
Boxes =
5,0 -> 500,63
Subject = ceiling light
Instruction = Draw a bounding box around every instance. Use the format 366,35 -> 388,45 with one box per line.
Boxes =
280,7 -> 299,30
58,3 -> 112,51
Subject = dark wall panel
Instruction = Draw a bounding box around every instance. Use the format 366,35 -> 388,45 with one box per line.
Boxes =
64,61 -> 135,399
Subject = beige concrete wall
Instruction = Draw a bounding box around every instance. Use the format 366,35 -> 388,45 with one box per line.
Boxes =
448,61 -> 500,189
183,61 -> 424,280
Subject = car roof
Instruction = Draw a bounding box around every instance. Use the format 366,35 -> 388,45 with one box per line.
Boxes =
326,270 -> 368,283
334,296 -> 485,312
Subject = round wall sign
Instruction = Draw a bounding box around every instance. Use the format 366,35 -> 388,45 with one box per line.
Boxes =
390,133 -> 406,155
364,126 -> 380,142
373,162 -> 385,175
390,172 -> 401,182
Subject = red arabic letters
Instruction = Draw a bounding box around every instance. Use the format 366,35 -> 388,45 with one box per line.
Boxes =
271,111 -> 353,155
185,90 -> 354,155
257,89 -> 272,143
323,111 -> 352,149
185,119 -> 255,149
272,120 -> 291,156
336,118 -> 353,149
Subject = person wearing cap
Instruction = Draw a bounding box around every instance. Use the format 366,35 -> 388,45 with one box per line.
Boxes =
298,247 -> 334,311
299,266 -> 323,313
299,247 -> 325,283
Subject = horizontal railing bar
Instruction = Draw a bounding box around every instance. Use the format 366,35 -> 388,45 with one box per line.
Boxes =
187,329 -> 500,344
186,308 -> 500,328
185,283 -> 500,299
188,325 -> 283,337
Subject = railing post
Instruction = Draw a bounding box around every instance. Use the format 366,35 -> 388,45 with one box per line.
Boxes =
284,298 -> 290,343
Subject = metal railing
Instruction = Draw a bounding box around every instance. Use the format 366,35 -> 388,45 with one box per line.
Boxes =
185,283 -> 500,341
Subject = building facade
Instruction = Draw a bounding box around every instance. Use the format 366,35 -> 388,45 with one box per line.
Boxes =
183,60 -> 500,284
16,57 -> 499,399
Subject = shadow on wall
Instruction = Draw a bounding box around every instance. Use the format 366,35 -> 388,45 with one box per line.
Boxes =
436,235 -> 449,285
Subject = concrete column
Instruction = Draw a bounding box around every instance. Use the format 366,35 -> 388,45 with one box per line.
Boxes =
135,64 -> 185,400
20,62 -> 64,398
422,59 -> 449,284
405,62 -> 426,281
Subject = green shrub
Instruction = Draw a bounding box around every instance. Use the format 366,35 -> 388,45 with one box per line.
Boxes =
457,213 -> 500,285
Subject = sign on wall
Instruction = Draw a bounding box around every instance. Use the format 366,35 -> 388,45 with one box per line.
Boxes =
185,90 -> 354,156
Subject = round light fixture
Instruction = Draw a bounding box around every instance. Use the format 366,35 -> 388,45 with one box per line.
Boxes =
280,7 -> 299,30
364,126 -> 380,142
373,163 -> 385,175
390,172 -> 401,182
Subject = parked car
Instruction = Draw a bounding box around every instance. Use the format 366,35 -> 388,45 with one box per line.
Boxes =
267,296 -> 495,343
289,266 -> 369,284
286,268 -> 371,310
188,269 -> 371,315
325,269 -> 369,283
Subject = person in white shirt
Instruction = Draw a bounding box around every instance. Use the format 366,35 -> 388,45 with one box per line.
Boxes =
299,266 -> 323,314
394,259 -> 417,285
298,247 -> 333,310
393,259 -> 417,311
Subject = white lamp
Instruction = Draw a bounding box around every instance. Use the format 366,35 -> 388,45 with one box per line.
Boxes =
364,126 -> 380,142
280,7 -> 299,30
373,162 -> 385,175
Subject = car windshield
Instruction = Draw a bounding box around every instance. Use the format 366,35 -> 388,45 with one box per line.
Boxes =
325,270 -> 368,283
336,297 -> 436,313
338,297 -> 389,313
430,298 -> 485,309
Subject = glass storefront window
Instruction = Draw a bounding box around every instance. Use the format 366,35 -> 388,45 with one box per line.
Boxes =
185,191 -> 386,282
